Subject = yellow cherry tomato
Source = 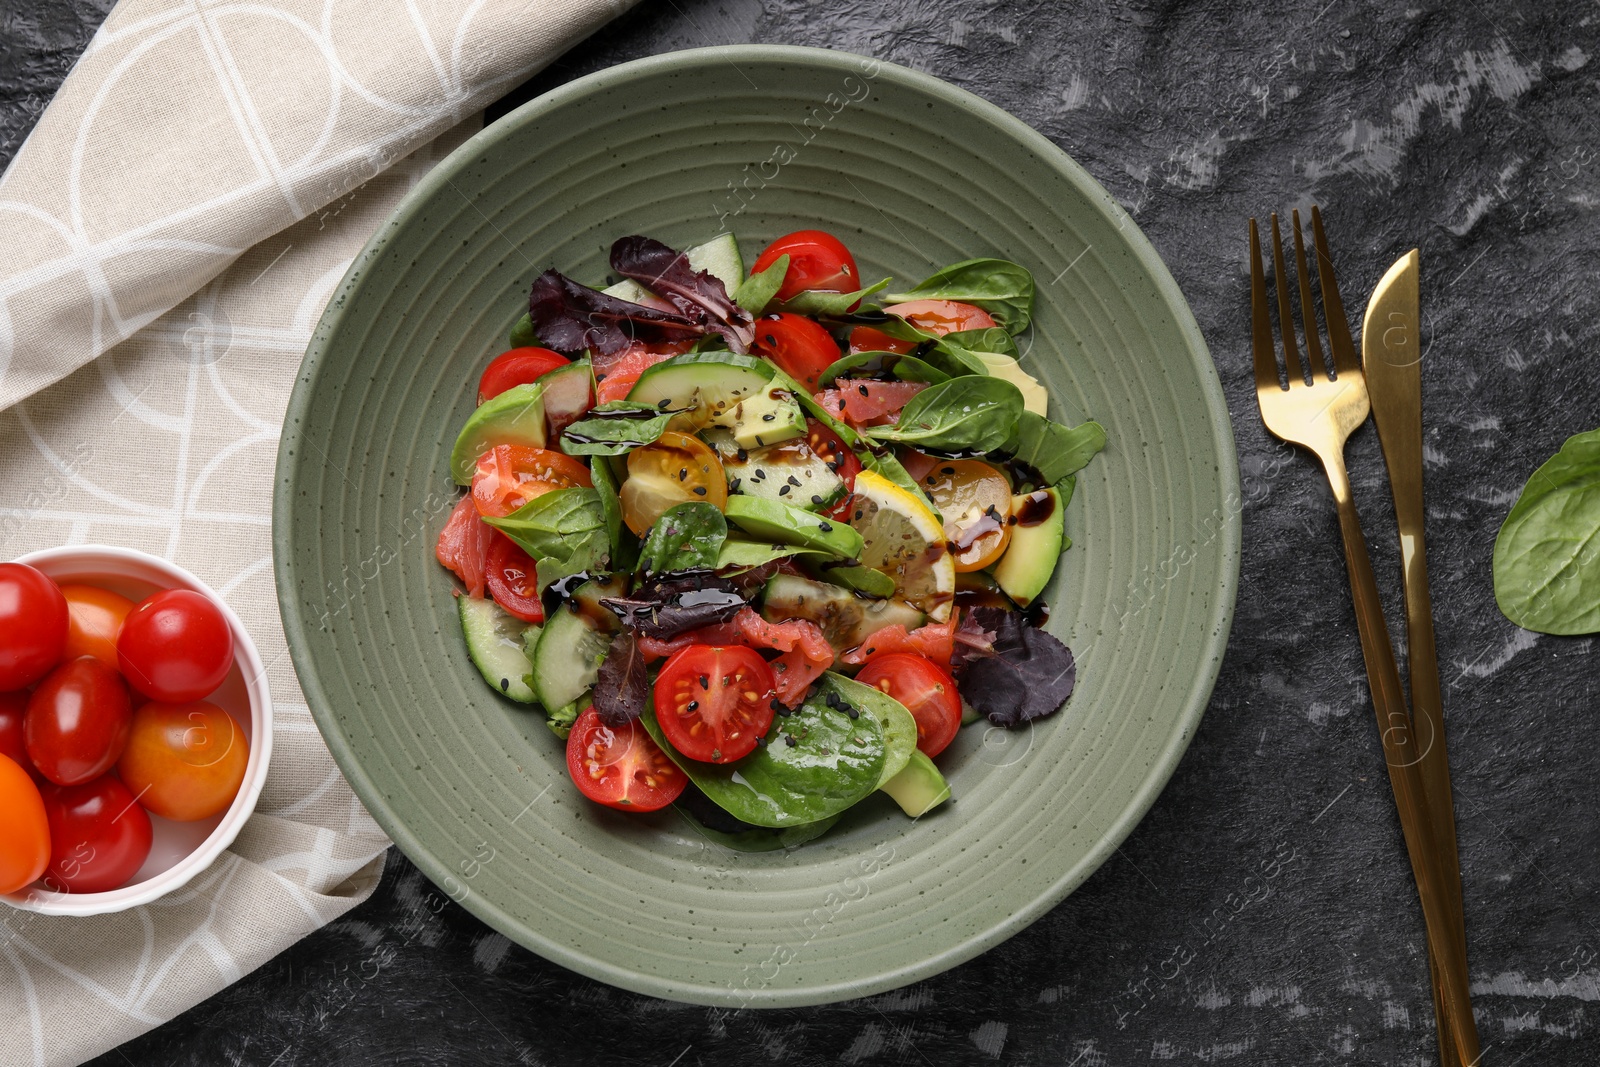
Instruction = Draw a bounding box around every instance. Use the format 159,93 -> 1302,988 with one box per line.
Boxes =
919,459 -> 1013,572
620,431 -> 728,536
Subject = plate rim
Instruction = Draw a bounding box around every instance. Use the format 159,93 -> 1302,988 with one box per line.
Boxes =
273,42 -> 1242,1006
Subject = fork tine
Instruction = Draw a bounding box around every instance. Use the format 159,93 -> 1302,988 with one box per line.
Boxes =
1311,205 -> 1360,375
1248,218 -> 1283,393
1269,214 -> 1307,385
1290,209 -> 1328,380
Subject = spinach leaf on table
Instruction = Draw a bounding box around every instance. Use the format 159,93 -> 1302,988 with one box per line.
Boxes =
560,401 -> 680,456
1493,427 -> 1600,635
638,501 -> 727,575
870,375 -> 1024,454
884,257 -> 1037,334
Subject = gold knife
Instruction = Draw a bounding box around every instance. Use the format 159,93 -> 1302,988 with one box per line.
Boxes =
1362,250 -> 1479,1064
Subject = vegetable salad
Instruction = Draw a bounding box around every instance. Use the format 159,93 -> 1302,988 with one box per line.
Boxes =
436,229 -> 1105,849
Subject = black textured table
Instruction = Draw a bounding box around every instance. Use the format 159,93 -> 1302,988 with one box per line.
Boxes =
6,3 -> 1599,1064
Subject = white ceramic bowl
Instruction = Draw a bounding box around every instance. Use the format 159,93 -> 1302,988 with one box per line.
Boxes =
2,546 -> 273,916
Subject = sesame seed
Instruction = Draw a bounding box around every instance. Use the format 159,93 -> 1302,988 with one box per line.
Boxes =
693,486 -> 707,495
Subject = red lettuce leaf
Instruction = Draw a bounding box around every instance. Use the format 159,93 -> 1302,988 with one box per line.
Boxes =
527,269 -> 701,356
955,607 -> 1075,726
610,236 -> 754,352
593,629 -> 648,727
600,573 -> 747,640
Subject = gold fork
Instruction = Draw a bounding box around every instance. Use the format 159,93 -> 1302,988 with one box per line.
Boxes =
1248,209 -> 1480,1065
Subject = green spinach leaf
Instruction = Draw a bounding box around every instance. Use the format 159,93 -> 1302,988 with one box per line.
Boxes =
638,501 -> 727,575
560,401 -> 680,456
871,376 -> 1025,454
818,350 -> 951,387
1002,414 -> 1106,488
589,456 -> 637,573
733,253 -> 788,314
509,312 -> 538,349
884,258 -> 1036,334
485,486 -> 610,590
640,677 -> 887,827
776,278 -> 890,317
1493,427 -> 1600,635
715,538 -> 827,572
944,326 -> 1018,357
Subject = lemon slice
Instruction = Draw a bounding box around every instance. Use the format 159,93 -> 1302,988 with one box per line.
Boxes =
848,469 -> 956,621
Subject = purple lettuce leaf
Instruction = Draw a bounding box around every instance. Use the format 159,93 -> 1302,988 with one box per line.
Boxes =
527,269 -> 701,356
593,630 -> 649,727
600,573 -> 747,640
610,236 -> 754,352
955,606 -> 1076,727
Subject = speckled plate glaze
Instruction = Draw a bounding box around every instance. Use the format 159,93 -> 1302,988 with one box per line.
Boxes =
274,45 -> 1240,1007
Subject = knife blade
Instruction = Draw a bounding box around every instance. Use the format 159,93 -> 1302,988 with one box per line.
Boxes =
1362,250 -> 1478,1064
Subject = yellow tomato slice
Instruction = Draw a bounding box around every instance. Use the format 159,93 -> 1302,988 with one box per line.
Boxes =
620,430 -> 729,536
919,459 -> 1013,572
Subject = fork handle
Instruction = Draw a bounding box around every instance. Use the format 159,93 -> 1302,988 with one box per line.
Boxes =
1321,451 -> 1482,1065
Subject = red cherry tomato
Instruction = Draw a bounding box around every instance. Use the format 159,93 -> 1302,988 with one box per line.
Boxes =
653,645 -> 777,764
854,653 -> 961,757
883,300 -> 997,335
0,562 -> 69,691
40,774 -> 153,893
436,494 -> 496,598
25,658 -> 133,786
848,325 -> 919,355
804,420 -> 863,521
471,444 -> 592,519
60,584 -> 135,669
565,706 -> 685,811
751,230 -> 861,300
485,536 -> 544,623
0,753 -> 49,894
117,700 -> 249,822
477,347 -> 569,405
117,590 -> 234,703
0,691 -> 36,773
752,313 -> 842,390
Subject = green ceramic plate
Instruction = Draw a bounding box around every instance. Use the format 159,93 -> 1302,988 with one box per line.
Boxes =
275,45 -> 1239,1007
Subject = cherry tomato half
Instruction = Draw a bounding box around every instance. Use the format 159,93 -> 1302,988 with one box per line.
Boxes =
60,584 -> 135,669
40,774 -> 153,894
471,444 -> 592,519
847,325 -> 919,355
477,347 -> 569,405
752,313 -> 841,390
565,707 -> 686,811
620,431 -> 728,537
0,562 -> 68,691
117,700 -> 249,822
117,589 -> 234,703
920,459 -> 1014,572
485,536 -> 544,623
0,753 -> 49,894
25,657 -> 133,786
806,420 -> 863,522
883,300 -> 997,335
854,653 -> 962,757
752,230 -> 860,301
653,645 -> 777,764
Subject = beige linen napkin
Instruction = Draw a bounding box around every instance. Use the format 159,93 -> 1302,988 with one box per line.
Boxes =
0,1 -> 633,1063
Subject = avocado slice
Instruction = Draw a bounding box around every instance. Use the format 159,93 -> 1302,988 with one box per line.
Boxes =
450,382 -> 547,484
975,351 -> 1049,416
724,496 -> 864,559
991,487 -> 1065,606
880,749 -> 951,817
760,572 -> 925,654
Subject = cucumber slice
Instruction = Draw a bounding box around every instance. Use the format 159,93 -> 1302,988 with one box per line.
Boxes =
459,596 -> 539,703
450,382 -> 547,484
707,431 -> 846,512
627,352 -> 805,449
686,233 -> 743,292
531,580 -> 621,712
760,572 -> 925,653
880,749 -> 951,817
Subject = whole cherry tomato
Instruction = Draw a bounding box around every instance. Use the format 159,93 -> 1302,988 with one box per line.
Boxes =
751,230 -> 860,300
0,690 -> 36,774
25,657 -> 133,786
0,562 -> 69,691
40,774 -> 153,894
117,700 -> 250,822
117,589 -> 234,703
0,753 -> 50,894
60,584 -> 135,669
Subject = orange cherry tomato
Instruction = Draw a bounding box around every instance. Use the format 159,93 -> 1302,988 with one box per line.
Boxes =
919,459 -> 1014,572
0,753 -> 50,894
619,431 -> 728,536
59,585 -> 134,669
471,444 -> 592,519
116,700 -> 250,822
883,300 -> 997,335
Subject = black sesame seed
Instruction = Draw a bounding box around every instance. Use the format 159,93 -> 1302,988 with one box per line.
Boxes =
811,495 -> 824,505
693,486 -> 707,496
942,466 -> 955,474
678,468 -> 688,481
786,475 -> 801,487
769,698 -> 785,711
753,469 -> 766,481
779,485 -> 792,496
818,521 -> 833,532
857,384 -> 868,396
657,398 -> 673,410
699,675 -> 709,690
735,448 -> 748,462
730,477 -> 742,491
762,413 -> 776,422
784,735 -> 798,747
687,700 -> 699,712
